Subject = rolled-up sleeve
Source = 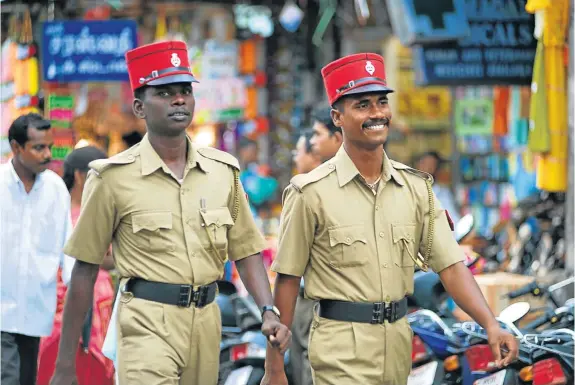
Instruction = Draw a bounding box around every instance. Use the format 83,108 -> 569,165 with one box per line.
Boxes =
63,172 -> 117,265
419,193 -> 465,273
271,186 -> 315,277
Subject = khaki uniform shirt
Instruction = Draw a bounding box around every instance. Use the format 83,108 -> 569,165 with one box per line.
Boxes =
271,146 -> 464,303
64,134 -> 266,285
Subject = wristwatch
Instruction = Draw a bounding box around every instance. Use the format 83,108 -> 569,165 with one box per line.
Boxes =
261,305 -> 281,319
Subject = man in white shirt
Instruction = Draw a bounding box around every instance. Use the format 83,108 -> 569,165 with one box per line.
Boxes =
0,113 -> 75,385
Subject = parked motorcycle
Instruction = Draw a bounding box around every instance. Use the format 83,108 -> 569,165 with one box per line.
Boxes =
460,299 -> 574,385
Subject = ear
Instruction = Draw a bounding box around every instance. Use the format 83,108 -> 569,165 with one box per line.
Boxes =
331,108 -> 343,128
9,139 -> 21,153
132,98 -> 145,119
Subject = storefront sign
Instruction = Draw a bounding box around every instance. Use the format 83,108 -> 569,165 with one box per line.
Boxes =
42,20 -> 137,83
413,0 -> 536,86
193,78 -> 247,124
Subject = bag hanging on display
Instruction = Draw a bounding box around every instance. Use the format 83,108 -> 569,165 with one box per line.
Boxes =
527,41 -> 550,153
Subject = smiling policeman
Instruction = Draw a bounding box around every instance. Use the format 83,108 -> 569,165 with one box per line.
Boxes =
50,41 -> 290,385
262,53 -> 518,385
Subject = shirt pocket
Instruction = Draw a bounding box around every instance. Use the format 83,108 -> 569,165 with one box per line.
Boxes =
131,211 -> 175,253
392,224 -> 417,268
199,207 -> 234,255
327,225 -> 368,268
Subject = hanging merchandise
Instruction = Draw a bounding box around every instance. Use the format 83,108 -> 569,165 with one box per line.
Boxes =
492,87 -> 510,136
527,40 -> 550,153
526,0 -> 569,192
13,9 -> 40,116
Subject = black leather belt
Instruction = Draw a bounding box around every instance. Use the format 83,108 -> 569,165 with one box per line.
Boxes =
127,278 -> 218,308
319,298 -> 408,324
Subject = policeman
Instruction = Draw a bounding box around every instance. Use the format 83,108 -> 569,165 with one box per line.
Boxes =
50,41 -> 290,385
262,53 -> 518,385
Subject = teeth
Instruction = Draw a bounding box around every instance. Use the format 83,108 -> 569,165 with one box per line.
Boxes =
365,124 -> 385,130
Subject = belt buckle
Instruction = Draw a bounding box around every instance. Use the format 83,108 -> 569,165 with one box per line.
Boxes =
193,286 -> 208,308
371,302 -> 384,324
178,285 -> 193,307
385,302 -> 396,322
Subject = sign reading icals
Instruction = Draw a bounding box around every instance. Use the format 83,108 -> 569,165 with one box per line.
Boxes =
413,0 -> 536,86
42,20 -> 138,82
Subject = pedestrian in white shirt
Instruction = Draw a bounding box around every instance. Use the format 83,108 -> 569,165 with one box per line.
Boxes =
0,113 -> 76,385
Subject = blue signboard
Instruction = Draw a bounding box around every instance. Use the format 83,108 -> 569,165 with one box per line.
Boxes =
42,20 -> 137,83
386,0 -> 470,46
413,0 -> 536,86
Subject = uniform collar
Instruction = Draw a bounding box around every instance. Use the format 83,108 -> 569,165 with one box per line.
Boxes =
140,133 -> 208,176
330,146 -> 404,187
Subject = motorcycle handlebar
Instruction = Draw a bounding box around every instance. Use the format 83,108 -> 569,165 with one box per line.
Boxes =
523,312 -> 555,330
507,281 -> 540,299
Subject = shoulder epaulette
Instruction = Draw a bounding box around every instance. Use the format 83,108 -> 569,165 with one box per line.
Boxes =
290,162 -> 336,192
88,146 -> 139,176
390,160 -> 434,184
197,147 -> 240,170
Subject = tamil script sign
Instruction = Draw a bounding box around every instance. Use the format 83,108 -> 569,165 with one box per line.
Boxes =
413,0 -> 536,86
42,20 -> 137,82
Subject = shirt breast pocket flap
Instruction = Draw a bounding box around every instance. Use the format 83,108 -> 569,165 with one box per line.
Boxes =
199,207 -> 235,228
327,225 -> 368,268
132,211 -> 175,252
392,224 -> 416,267
199,207 -> 234,249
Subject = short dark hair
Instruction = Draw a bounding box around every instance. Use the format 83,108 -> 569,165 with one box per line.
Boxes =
8,113 -> 51,146
417,151 -> 444,164
134,85 -> 149,101
62,146 -> 107,191
312,106 -> 341,135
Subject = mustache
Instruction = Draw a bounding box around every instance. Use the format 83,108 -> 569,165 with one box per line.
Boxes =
362,118 -> 390,128
41,159 -> 52,165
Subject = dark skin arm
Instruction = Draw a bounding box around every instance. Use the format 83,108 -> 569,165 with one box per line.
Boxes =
51,261 -> 99,381
440,262 -> 519,367
263,274 -> 301,372
235,254 -> 291,352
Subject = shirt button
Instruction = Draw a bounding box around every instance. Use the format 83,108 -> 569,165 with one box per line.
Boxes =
127,155 -> 134,161
383,263 -> 388,268
345,237 -> 351,243
379,232 -> 384,238
386,295 -> 391,302
328,164 -> 335,170
375,205 -> 379,210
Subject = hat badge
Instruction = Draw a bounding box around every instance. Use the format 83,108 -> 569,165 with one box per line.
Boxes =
171,53 -> 181,67
365,60 -> 375,75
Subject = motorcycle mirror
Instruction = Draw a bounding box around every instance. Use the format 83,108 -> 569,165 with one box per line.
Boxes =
498,302 -> 531,324
455,214 -> 475,242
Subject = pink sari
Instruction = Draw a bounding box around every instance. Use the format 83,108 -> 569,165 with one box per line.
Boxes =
37,206 -> 115,385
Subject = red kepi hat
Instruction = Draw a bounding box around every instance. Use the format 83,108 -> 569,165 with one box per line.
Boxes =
125,41 -> 198,92
321,53 -> 393,106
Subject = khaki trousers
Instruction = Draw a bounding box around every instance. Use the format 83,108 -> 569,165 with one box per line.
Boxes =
309,315 -> 413,385
290,295 -> 315,385
116,294 -> 221,385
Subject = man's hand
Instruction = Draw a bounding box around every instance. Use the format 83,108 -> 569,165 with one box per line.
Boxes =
261,312 -> 291,354
486,325 -> 519,367
50,364 -> 77,385
260,369 -> 289,385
